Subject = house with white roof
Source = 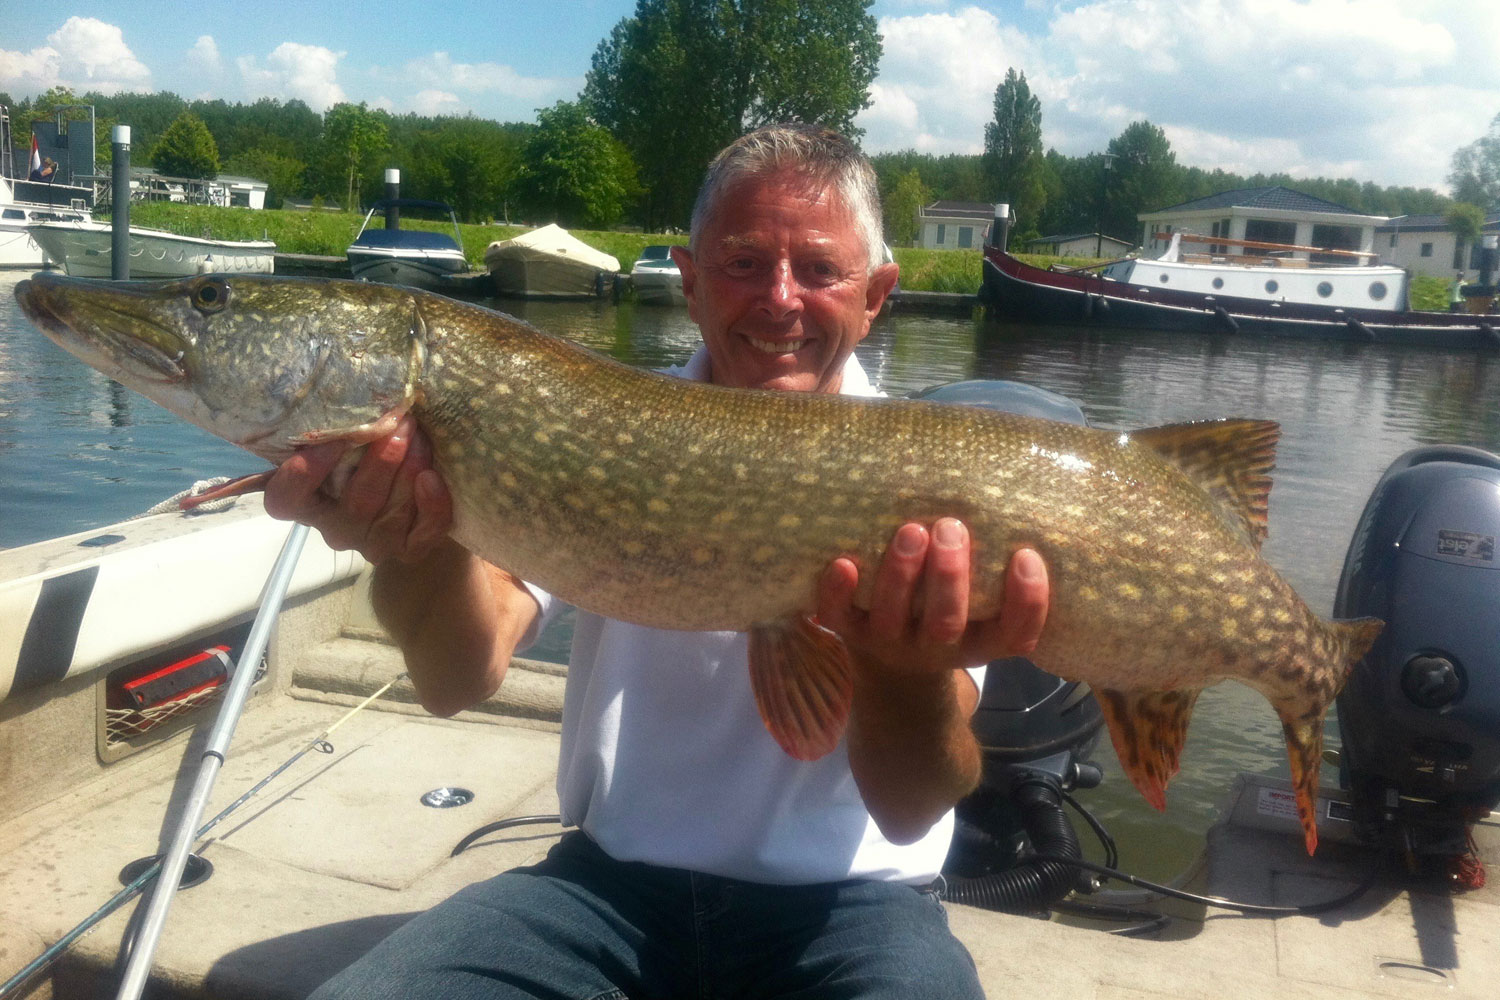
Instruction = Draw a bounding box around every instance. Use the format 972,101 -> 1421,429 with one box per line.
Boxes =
917,201 -> 993,250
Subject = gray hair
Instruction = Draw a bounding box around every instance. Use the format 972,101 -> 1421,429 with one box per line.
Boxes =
689,123 -> 885,272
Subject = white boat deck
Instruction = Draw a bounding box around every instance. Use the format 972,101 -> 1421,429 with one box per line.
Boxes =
0,506 -> 1495,998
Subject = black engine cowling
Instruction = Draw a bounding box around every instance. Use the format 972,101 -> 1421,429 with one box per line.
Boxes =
1334,445 -> 1500,843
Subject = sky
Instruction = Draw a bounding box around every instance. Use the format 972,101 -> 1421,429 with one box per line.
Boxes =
3,1 -> 1499,194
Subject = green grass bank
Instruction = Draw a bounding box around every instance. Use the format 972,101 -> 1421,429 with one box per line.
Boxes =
117,203 -> 1452,306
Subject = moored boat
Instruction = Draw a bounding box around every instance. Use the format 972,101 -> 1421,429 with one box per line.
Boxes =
629,244 -> 685,305
28,220 -> 275,278
0,105 -> 95,269
981,229 -> 1500,348
346,198 -> 468,291
485,223 -> 620,299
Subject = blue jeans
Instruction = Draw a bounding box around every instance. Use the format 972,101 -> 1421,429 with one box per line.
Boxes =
309,831 -> 984,999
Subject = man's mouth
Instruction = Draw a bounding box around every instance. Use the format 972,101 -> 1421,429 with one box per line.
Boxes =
748,337 -> 806,354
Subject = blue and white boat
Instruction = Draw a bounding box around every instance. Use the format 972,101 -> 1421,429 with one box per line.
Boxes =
346,198 -> 468,290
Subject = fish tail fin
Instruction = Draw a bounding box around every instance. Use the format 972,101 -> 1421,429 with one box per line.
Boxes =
748,616 -> 854,761
1276,616 -> 1383,856
1096,688 -> 1202,812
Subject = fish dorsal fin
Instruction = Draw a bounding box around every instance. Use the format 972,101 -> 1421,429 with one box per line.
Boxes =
1132,419 -> 1280,549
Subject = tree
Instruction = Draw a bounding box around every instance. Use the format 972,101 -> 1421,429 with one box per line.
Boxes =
982,68 -> 1046,232
513,101 -> 640,228
1445,202 -> 1485,273
1450,113 -> 1500,212
1103,120 -> 1178,242
222,148 -> 305,208
883,168 -> 930,246
322,102 -> 389,210
584,0 -> 882,230
151,110 -> 220,179
403,117 -> 525,222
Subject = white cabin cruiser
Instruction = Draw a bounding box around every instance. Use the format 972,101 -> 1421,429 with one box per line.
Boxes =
1100,231 -> 1411,313
28,220 -> 275,278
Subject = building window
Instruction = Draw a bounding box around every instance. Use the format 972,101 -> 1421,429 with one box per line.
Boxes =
1244,219 -> 1297,247
937,223 -> 946,245
958,226 -> 973,249
1389,233 -> 1397,248
1420,242 -> 1433,257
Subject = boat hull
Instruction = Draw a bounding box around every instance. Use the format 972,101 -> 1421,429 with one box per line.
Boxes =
631,268 -> 684,305
347,246 -> 468,291
982,248 -> 1500,349
28,222 -> 274,279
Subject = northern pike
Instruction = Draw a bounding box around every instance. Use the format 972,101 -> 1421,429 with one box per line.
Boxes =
16,272 -> 1382,854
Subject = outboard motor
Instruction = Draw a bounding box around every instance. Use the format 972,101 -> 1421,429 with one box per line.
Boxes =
1335,445 -> 1500,857
910,380 -> 1106,911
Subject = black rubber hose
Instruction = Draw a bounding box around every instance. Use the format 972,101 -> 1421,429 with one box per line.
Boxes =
942,775 -> 1082,913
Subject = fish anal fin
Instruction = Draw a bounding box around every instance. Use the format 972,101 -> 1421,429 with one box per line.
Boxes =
748,616 -> 854,762
1132,419 -> 1280,549
1096,688 -> 1202,812
1277,712 -> 1327,855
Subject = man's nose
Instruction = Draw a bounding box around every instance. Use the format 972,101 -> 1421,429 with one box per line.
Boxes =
761,260 -> 802,316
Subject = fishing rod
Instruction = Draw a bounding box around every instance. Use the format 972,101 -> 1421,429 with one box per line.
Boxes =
0,664 -> 407,1000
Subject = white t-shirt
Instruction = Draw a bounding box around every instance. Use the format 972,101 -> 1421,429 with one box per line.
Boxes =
521,348 -> 984,884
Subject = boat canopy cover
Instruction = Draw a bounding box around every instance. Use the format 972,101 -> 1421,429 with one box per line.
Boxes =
351,228 -> 461,251
485,223 -> 620,272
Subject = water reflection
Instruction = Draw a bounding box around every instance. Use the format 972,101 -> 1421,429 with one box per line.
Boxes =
5,274 -> 1499,880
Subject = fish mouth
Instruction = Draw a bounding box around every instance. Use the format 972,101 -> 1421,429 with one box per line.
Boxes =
15,273 -> 192,384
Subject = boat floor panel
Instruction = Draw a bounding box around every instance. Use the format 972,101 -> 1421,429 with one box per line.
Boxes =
2,686 -> 1496,998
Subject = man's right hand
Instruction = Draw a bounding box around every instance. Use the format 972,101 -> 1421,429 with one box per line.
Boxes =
262,415 -> 453,565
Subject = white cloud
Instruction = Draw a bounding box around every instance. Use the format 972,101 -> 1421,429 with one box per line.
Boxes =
237,42 -> 345,111
392,52 -> 576,102
185,36 -> 222,78
412,89 -> 462,115
0,16 -> 150,95
861,0 -> 1493,190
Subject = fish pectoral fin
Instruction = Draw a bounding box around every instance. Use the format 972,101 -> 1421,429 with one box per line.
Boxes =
1132,419 -> 1279,549
1277,710 -> 1327,856
748,616 -> 854,762
177,470 -> 275,510
1096,687 -> 1202,812
293,403 -> 411,447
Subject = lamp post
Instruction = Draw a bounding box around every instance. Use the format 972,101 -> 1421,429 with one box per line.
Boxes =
1097,152 -> 1116,258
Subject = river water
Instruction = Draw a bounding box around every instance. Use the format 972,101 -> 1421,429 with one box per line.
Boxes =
3,269 -> 1498,880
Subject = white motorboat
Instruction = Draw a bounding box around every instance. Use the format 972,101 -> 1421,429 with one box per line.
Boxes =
28,220 -> 275,278
0,106 -> 94,269
629,244 -> 685,305
485,223 -> 620,299
1099,231 -> 1410,313
346,198 -> 469,290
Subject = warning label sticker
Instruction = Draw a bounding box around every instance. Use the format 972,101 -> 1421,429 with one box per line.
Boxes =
1256,786 -> 1301,821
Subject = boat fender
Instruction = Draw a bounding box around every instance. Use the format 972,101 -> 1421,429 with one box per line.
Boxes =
1480,320 -> 1500,348
1213,305 -> 1239,335
1093,295 -> 1110,318
1346,316 -> 1375,342
1080,293 -> 1094,319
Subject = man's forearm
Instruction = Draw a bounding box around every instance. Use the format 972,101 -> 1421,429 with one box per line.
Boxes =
846,665 -> 982,845
370,538 -> 535,717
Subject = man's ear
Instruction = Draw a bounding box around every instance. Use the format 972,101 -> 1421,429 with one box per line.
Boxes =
865,261 -> 899,320
670,245 -> 699,323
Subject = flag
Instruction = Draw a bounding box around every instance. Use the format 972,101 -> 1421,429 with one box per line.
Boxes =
28,135 -> 41,179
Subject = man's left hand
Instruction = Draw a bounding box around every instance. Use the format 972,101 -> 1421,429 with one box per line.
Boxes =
815,518 -> 1049,678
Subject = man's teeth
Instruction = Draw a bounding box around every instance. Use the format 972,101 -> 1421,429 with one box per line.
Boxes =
750,338 -> 805,354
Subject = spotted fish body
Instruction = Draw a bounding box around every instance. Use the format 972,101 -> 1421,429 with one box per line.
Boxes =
15,273 -> 1382,853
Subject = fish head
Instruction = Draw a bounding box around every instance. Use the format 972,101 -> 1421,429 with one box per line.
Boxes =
15,273 -> 424,463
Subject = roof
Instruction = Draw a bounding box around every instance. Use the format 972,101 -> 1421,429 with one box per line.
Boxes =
921,200 -> 995,219
1376,214 -> 1500,233
1025,232 -> 1132,245
1146,186 -> 1359,215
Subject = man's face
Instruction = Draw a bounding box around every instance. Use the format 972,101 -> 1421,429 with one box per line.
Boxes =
672,170 -> 898,395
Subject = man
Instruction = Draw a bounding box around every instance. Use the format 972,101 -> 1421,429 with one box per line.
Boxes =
275,123 -> 1050,998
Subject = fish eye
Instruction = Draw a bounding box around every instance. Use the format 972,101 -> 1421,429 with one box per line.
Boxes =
194,279 -> 230,313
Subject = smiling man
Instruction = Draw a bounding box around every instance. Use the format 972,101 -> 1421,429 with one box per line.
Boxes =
287,123 -> 1050,999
